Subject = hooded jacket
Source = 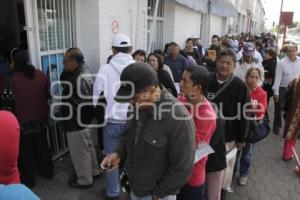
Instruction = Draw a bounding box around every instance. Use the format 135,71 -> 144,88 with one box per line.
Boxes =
93,53 -> 134,122
0,111 -> 20,184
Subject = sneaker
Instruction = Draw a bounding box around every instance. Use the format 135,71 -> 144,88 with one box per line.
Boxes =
238,176 -> 248,186
68,180 -> 93,189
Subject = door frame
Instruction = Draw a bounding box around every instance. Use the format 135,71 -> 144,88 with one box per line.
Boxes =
24,0 -> 41,69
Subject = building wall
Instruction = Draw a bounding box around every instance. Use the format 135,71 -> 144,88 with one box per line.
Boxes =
173,2 -> 201,48
76,0 -> 147,72
210,14 -> 223,38
164,0 -> 201,48
164,0 -> 176,46
75,0 -> 100,73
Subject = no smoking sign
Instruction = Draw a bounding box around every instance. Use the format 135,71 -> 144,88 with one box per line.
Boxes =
111,20 -> 119,34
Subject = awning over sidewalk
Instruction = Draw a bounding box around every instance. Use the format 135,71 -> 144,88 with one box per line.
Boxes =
210,0 -> 238,17
173,0 -> 238,17
173,0 -> 209,14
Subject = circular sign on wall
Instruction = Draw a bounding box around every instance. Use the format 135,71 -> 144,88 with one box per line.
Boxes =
111,20 -> 119,34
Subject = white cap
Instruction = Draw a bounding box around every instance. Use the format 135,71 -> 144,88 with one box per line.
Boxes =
111,34 -> 132,47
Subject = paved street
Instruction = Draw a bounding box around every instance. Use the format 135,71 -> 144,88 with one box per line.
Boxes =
32,102 -> 300,200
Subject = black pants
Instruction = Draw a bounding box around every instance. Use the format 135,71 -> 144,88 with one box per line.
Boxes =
18,131 -> 54,188
273,87 -> 287,128
177,184 -> 205,200
262,83 -> 273,104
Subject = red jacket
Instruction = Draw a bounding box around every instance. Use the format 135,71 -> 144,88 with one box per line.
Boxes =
179,97 -> 216,186
249,87 -> 267,119
0,111 -> 20,184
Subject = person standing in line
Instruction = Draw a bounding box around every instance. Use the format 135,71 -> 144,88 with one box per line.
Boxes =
93,34 -> 134,199
101,63 -> 195,200
184,38 -> 202,65
236,68 -> 267,186
282,76 -> 300,161
0,111 -> 20,185
234,42 -> 265,85
202,35 -> 222,72
164,42 -> 187,84
147,53 -> 177,97
207,49 -> 250,199
0,48 -> 54,188
177,66 -> 216,200
60,48 -> 100,189
262,48 -> 277,104
132,49 -> 147,63
0,111 -> 40,200
272,44 -> 300,135
153,49 -> 174,81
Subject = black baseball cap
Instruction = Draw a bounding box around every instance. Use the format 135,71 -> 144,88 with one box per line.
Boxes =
115,62 -> 159,103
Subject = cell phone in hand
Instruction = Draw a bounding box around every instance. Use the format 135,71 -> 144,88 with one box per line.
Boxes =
100,163 -> 112,171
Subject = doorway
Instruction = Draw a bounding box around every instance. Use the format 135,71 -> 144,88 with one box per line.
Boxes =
0,0 -> 28,74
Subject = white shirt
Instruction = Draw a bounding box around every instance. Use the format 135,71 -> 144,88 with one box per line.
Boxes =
272,56 -> 300,95
234,61 -> 265,85
93,53 -> 134,121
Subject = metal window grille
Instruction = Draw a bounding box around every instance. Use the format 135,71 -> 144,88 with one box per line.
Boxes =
147,0 -> 164,52
36,0 -> 75,159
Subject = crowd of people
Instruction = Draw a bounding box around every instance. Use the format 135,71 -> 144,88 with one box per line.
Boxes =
0,31 -> 300,200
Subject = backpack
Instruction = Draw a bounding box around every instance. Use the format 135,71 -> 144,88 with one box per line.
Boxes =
0,73 -> 15,111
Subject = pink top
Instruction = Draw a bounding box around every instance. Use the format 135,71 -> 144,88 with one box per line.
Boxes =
0,111 -> 20,184
179,96 -> 216,186
249,86 -> 267,120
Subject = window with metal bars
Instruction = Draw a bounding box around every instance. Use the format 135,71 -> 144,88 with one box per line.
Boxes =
36,0 -> 76,159
147,0 -> 165,52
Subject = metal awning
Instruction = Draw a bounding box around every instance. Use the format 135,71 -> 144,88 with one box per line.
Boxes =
173,0 -> 238,17
173,0 -> 209,14
210,0 -> 238,17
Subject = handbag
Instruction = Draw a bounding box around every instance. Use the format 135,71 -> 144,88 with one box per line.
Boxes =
246,117 -> 270,143
0,73 -> 15,111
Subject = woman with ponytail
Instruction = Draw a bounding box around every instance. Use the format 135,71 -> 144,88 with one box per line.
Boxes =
3,48 -> 54,188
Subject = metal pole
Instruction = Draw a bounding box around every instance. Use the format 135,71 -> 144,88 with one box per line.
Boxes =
277,0 -> 284,46
147,0 -> 160,53
283,25 -> 287,45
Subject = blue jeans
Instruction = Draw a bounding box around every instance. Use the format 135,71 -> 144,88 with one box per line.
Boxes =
103,122 -> 126,197
235,143 -> 254,177
130,193 -> 176,200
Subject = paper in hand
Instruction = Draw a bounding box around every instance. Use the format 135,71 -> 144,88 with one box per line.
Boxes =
194,142 -> 215,163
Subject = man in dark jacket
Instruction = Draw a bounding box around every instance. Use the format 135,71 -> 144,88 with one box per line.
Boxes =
60,48 -> 100,188
207,49 -> 250,198
101,63 -> 195,200
202,35 -> 222,72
